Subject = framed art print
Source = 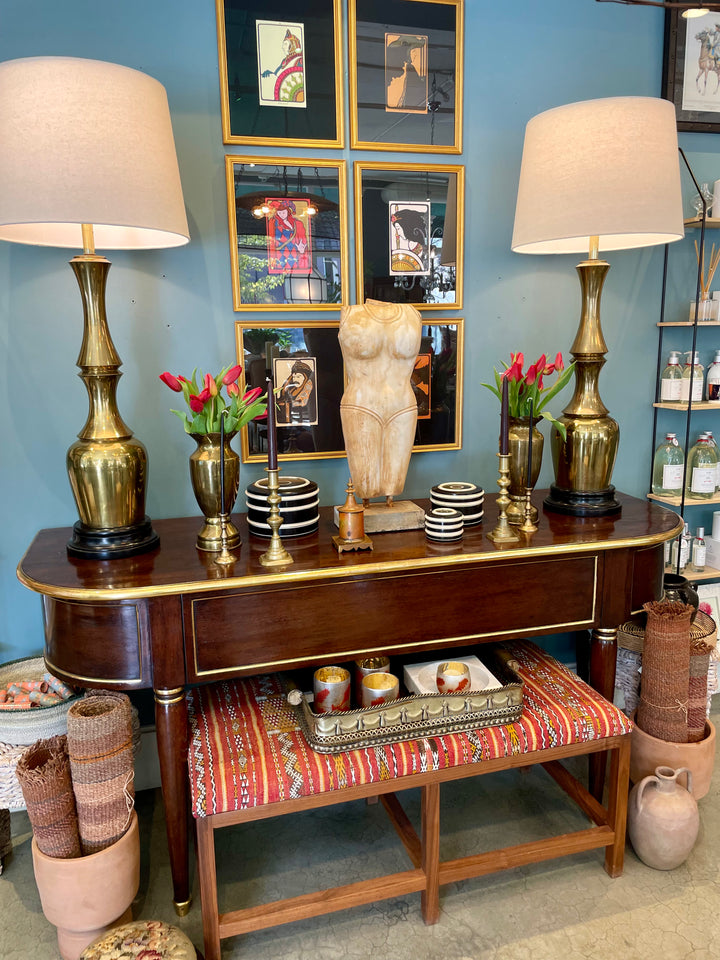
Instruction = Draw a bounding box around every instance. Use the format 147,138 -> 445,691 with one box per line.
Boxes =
235,321 -> 345,461
235,317 -> 463,460
354,161 -> 464,309
663,10 -> 720,132
349,0 -> 463,153
217,0 -> 344,147
226,156 -> 348,311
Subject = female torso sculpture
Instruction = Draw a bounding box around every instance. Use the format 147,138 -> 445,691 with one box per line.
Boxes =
339,300 -> 422,504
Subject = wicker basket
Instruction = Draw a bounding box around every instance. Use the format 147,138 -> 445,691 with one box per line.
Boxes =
0,657 -> 83,813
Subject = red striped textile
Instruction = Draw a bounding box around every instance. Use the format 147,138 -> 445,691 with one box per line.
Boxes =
187,640 -> 632,818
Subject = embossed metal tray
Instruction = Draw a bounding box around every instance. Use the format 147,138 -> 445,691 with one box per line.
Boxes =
287,646 -> 523,753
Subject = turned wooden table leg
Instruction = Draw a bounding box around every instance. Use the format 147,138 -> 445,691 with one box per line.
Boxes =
155,685 -> 191,915
589,626 -> 618,800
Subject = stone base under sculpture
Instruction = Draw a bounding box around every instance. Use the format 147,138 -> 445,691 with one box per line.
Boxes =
333,500 -> 424,533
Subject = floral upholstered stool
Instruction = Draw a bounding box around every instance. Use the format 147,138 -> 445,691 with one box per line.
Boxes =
79,920 -> 199,960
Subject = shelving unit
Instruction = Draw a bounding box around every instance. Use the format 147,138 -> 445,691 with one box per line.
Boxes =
649,205 -> 720,580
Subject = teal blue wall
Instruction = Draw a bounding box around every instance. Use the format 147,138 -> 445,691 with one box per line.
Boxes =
0,0 -> 709,662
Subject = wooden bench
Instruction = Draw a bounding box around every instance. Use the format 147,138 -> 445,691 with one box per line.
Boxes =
187,641 -> 632,960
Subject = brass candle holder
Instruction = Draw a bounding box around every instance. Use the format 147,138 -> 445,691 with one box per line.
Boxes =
259,467 -> 294,567
214,512 -> 237,566
519,487 -> 538,535
487,453 -> 520,543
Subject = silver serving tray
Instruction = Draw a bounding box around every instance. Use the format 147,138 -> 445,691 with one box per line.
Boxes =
287,646 -> 523,753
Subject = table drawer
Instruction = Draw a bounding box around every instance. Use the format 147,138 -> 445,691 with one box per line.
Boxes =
185,555 -> 598,681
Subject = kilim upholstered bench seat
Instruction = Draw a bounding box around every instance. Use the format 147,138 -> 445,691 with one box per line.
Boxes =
188,640 -> 632,960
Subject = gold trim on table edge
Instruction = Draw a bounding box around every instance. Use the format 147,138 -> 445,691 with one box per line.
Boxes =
16,517 -> 682,603
43,656 -> 144,688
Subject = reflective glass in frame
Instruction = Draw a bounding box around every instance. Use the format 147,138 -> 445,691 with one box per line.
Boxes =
234,318 -> 463,461
354,161 -> 463,309
226,157 -> 348,311
217,0 -> 344,147
349,0 -> 463,153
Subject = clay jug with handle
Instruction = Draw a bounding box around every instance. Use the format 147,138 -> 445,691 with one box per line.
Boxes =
627,765 -> 699,870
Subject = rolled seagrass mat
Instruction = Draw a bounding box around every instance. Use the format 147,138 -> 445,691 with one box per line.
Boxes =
0,808 -> 11,874
67,695 -> 135,855
15,734 -> 81,858
689,611 -> 717,742
638,600 -> 693,743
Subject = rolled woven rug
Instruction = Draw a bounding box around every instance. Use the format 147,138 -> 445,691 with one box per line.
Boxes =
15,734 -> 81,858
67,695 -> 134,855
638,600 -> 693,744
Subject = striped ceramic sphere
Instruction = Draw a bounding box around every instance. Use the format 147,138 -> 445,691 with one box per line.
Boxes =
424,507 -> 464,542
430,482 -> 484,526
245,476 -> 319,538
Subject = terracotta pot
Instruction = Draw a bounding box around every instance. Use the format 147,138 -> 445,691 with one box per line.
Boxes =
627,766 -> 699,870
630,716 -> 716,800
32,811 -> 139,960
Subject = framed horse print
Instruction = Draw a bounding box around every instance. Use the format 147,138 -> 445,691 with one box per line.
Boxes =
349,0 -> 463,152
226,156 -> 349,311
217,0 -> 344,147
663,9 -> 720,132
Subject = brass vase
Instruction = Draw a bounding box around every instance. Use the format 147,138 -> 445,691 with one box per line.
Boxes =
189,432 -> 241,552
507,416 -> 544,525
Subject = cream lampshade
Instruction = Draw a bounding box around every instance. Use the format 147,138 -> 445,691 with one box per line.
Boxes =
0,56 -> 189,558
512,96 -> 684,516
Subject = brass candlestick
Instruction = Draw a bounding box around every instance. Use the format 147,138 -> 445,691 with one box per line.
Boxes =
259,467 -> 293,567
487,453 -> 520,543
519,487 -> 538,535
214,512 -> 237,566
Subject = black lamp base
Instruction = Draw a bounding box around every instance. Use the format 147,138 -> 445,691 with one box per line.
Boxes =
543,484 -> 622,518
67,516 -> 160,560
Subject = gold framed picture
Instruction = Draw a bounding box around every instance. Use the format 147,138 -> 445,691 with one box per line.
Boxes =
354,160 -> 464,310
226,156 -> 349,311
235,318 -> 463,462
216,0 -> 344,147
349,0 -> 463,153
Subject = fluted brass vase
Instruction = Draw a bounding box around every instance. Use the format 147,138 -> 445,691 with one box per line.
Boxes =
189,432 -> 241,552
507,416 -> 544,525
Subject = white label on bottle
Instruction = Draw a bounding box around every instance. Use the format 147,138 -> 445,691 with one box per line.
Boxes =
691,466 -> 716,493
694,543 -> 707,568
661,378 -> 682,401
662,464 -> 684,488
680,376 -> 703,402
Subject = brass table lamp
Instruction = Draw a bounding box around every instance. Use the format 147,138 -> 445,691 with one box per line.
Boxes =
0,57 -> 189,557
512,96 -> 684,516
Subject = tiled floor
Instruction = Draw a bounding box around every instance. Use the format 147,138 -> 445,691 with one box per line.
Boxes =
2,744 -> 719,960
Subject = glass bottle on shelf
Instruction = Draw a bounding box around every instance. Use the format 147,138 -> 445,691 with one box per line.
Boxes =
692,526 -> 706,573
652,432 -> 684,497
707,351 -> 720,402
686,434 -> 718,499
660,350 -> 683,402
671,522 -> 690,572
702,431 -> 720,491
693,182 -> 714,217
680,351 -> 704,404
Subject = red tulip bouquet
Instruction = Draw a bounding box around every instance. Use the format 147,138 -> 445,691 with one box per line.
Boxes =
482,352 -> 575,439
159,365 -> 267,434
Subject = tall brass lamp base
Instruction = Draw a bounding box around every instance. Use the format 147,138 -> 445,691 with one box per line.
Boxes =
65,247 -> 159,559
543,253 -> 621,519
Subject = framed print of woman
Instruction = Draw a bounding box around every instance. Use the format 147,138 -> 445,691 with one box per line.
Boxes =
389,201 -> 430,275
266,198 -> 312,273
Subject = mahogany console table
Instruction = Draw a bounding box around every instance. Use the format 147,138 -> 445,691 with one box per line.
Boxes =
17,491 -> 680,914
